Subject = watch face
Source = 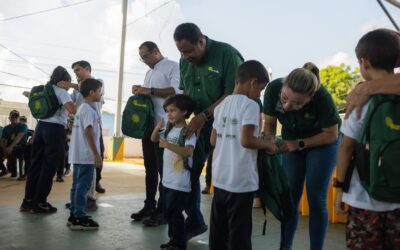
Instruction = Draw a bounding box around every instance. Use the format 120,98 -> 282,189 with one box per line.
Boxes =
298,140 -> 305,148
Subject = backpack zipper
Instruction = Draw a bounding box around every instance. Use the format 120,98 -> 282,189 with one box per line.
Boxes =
378,139 -> 400,167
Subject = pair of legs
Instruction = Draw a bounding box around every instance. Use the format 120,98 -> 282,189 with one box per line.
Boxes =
163,187 -> 189,250
346,207 -> 400,249
209,187 -> 254,250
280,139 -> 339,250
24,121 -> 66,209
70,164 -> 95,218
6,145 -> 24,177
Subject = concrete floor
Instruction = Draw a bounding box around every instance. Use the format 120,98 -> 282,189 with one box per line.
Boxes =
0,161 -> 346,250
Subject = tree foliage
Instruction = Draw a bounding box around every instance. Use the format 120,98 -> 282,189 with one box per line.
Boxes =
320,64 -> 361,113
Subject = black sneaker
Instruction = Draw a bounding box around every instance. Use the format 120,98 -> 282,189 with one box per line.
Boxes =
70,216 -> 99,231
30,202 -> 58,214
20,199 -> 33,212
130,206 -> 155,221
185,223 -> 208,241
201,186 -> 210,194
0,171 -> 7,177
95,183 -> 106,193
142,211 -> 166,226
65,202 -> 71,209
66,215 -> 75,227
56,176 -> 64,182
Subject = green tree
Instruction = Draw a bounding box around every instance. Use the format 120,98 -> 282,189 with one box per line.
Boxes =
320,64 -> 361,113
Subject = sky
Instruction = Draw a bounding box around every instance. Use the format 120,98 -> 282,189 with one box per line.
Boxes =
0,0 -> 398,113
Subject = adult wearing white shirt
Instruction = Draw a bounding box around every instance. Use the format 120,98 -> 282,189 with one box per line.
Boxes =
131,41 -> 180,226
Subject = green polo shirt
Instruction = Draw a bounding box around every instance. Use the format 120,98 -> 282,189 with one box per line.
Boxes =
179,37 -> 244,115
263,78 -> 341,140
1,123 -> 28,146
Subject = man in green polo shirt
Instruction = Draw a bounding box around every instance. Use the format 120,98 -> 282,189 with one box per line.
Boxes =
173,22 -> 244,240
0,110 -> 28,178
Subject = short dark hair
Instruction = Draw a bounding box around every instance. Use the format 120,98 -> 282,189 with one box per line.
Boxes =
9,109 -> 20,118
139,41 -> 159,53
49,66 -> 71,85
163,94 -> 195,119
80,78 -> 102,97
236,60 -> 269,85
173,23 -> 204,44
355,29 -> 400,72
71,60 -> 92,72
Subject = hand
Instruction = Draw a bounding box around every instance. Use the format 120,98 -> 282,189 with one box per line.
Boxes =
22,91 -> 30,98
265,141 -> 279,155
159,139 -> 169,148
156,119 -> 165,130
185,113 -> 207,138
281,140 -> 299,152
94,154 -> 103,169
334,190 -> 347,215
345,82 -> 370,120
132,85 -> 150,95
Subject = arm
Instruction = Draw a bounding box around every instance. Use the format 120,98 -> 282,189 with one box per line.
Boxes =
334,135 -> 356,215
64,102 -> 77,115
210,128 -> 217,147
159,140 -> 194,157
241,124 -> 277,154
262,114 -> 277,140
5,132 -> 25,155
345,74 -> 400,119
84,126 -> 102,169
57,81 -> 79,91
132,85 -> 176,98
282,125 -> 338,152
150,119 -> 165,143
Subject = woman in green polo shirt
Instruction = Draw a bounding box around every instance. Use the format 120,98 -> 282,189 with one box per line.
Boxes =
263,63 -> 341,250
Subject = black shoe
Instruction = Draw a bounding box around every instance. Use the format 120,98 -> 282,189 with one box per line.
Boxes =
201,186 -> 210,194
130,206 -> 155,221
66,215 -> 75,227
95,183 -> 106,193
185,223 -> 208,241
0,171 -> 7,177
30,202 -> 58,214
17,176 -> 26,181
10,173 -> 17,178
20,199 -> 33,212
65,202 -> 71,209
160,241 -> 172,249
142,211 -> 166,226
64,169 -> 71,176
56,176 -> 64,182
70,216 -> 99,231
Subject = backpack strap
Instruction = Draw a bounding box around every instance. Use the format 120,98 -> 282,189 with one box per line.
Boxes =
164,125 -> 191,172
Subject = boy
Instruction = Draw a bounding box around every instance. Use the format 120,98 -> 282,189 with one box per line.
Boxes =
334,29 -> 400,249
209,60 -> 277,250
68,78 -> 103,231
150,94 -> 196,250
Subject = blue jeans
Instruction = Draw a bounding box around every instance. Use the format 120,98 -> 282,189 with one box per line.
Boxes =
70,164 -> 95,218
280,138 -> 340,250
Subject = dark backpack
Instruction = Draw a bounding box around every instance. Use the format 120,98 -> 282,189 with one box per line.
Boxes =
122,95 -> 155,139
28,83 -> 60,119
257,149 -> 295,235
163,125 -> 191,172
354,95 -> 400,203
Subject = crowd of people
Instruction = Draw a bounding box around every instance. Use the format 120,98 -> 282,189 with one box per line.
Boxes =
1,22 -> 399,250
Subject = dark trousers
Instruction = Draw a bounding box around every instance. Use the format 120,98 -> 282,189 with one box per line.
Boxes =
6,145 -> 24,176
0,148 -> 6,173
164,187 -> 189,250
23,144 -> 32,176
95,133 -> 105,184
142,137 -> 164,209
25,121 -> 66,204
205,147 -> 214,187
209,187 -> 254,250
185,127 -> 213,227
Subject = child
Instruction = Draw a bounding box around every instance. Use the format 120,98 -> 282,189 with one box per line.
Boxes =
334,29 -> 400,249
151,94 -> 196,250
209,60 -> 277,250
68,78 -> 103,231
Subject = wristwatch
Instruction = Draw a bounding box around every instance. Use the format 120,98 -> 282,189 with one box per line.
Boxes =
297,139 -> 305,150
332,177 -> 345,189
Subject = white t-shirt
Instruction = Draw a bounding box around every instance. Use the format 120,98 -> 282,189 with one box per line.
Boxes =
162,125 -> 196,192
341,100 -> 400,211
212,95 -> 260,193
142,58 -> 180,125
70,78 -> 105,114
69,103 -> 101,165
41,85 -> 73,127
